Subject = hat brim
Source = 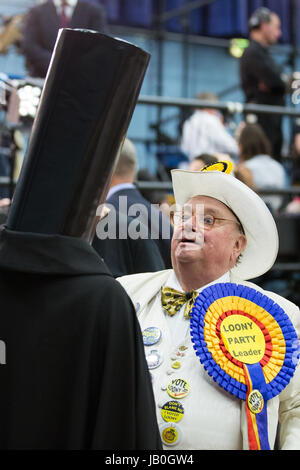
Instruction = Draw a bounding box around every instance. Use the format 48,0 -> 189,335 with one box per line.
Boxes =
171,169 -> 279,280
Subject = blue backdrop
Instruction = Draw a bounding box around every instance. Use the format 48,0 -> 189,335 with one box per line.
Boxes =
86,0 -> 299,44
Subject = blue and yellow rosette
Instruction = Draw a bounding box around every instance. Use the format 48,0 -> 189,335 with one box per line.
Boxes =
190,283 -> 300,450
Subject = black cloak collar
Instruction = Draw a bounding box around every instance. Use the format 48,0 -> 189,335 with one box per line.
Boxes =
0,226 -> 110,276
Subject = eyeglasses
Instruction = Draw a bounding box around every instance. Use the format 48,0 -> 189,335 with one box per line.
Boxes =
173,212 -> 243,232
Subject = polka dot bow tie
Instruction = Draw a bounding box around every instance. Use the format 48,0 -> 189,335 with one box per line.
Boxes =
161,287 -> 199,319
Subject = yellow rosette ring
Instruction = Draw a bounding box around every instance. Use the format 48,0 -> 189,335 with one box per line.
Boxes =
190,282 -> 300,450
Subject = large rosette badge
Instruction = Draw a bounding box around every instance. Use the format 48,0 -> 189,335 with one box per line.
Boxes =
190,283 -> 300,450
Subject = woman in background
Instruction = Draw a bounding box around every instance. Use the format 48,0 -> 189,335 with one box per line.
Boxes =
236,123 -> 287,213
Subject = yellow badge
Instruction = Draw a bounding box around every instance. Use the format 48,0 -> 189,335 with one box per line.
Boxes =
220,314 -> 265,364
171,361 -> 181,369
160,422 -> 181,446
201,160 -> 233,174
167,378 -> 189,399
247,389 -> 264,414
161,400 -> 184,423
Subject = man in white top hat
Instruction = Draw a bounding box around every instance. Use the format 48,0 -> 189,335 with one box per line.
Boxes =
118,162 -> 300,450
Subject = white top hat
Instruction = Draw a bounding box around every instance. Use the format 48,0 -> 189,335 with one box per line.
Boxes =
171,165 -> 279,281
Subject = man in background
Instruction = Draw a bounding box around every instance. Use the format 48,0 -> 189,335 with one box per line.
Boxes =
21,0 -> 107,78
240,7 -> 288,161
180,92 -> 238,162
106,138 -> 173,268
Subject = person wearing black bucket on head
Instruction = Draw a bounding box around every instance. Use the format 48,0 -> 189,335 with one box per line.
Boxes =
0,29 -> 161,450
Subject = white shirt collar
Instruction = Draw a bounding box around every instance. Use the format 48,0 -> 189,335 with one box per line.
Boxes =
106,183 -> 135,200
53,0 -> 78,12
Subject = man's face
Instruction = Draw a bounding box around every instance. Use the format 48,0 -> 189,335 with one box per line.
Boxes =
261,14 -> 282,45
171,196 -> 247,277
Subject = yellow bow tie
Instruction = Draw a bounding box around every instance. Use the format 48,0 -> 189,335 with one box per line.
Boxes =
161,287 -> 198,319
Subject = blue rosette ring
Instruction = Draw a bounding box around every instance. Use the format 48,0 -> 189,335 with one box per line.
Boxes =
190,282 -> 300,450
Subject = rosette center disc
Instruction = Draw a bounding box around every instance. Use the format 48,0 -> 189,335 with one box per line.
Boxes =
220,314 -> 265,364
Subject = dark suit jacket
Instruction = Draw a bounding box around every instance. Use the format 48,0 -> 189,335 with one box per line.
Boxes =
21,0 -> 108,77
107,186 -> 173,268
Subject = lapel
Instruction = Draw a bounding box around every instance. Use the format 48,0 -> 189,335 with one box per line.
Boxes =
131,270 -> 172,317
69,1 -> 84,27
44,1 -> 60,31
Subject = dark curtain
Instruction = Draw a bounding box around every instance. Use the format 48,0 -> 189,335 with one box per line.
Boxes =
84,0 -> 296,44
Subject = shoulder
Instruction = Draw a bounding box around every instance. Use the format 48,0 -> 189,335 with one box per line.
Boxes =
27,1 -> 50,15
117,269 -> 171,308
78,1 -> 105,12
70,271 -> 129,300
246,155 -> 286,174
241,43 -> 263,62
72,272 -> 137,325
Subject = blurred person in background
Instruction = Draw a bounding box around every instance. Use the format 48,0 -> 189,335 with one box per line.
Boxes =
106,139 -> 173,268
180,92 -> 238,162
92,206 -> 165,278
21,0 -> 107,78
290,121 -> 300,186
236,123 -> 287,213
240,8 -> 289,161
284,122 -> 300,214
137,168 -> 170,206
189,153 -> 219,171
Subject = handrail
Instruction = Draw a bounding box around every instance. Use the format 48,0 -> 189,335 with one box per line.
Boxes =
137,94 -> 300,118
136,180 -> 300,196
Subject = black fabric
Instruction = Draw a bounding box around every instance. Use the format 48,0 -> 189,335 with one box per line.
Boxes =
12,29 -> 150,241
21,0 -> 108,78
107,187 -> 173,269
0,227 -> 161,450
240,40 -> 286,160
92,211 -> 165,278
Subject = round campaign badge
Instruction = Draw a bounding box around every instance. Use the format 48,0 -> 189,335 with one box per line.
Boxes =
160,422 -> 182,446
171,361 -> 181,369
167,378 -> 189,399
146,350 -> 163,370
161,400 -> 184,423
247,389 -> 264,414
135,302 -> 140,313
142,327 -> 162,346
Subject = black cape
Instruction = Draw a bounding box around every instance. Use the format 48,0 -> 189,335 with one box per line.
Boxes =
0,227 -> 161,450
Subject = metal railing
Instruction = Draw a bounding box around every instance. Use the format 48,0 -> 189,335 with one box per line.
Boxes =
137,94 -> 300,118
136,181 -> 300,196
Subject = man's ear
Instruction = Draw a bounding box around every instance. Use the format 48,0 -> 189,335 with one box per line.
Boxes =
232,233 -> 247,262
231,233 -> 247,266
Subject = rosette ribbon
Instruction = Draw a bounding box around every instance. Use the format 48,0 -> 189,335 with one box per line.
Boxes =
190,283 -> 300,450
